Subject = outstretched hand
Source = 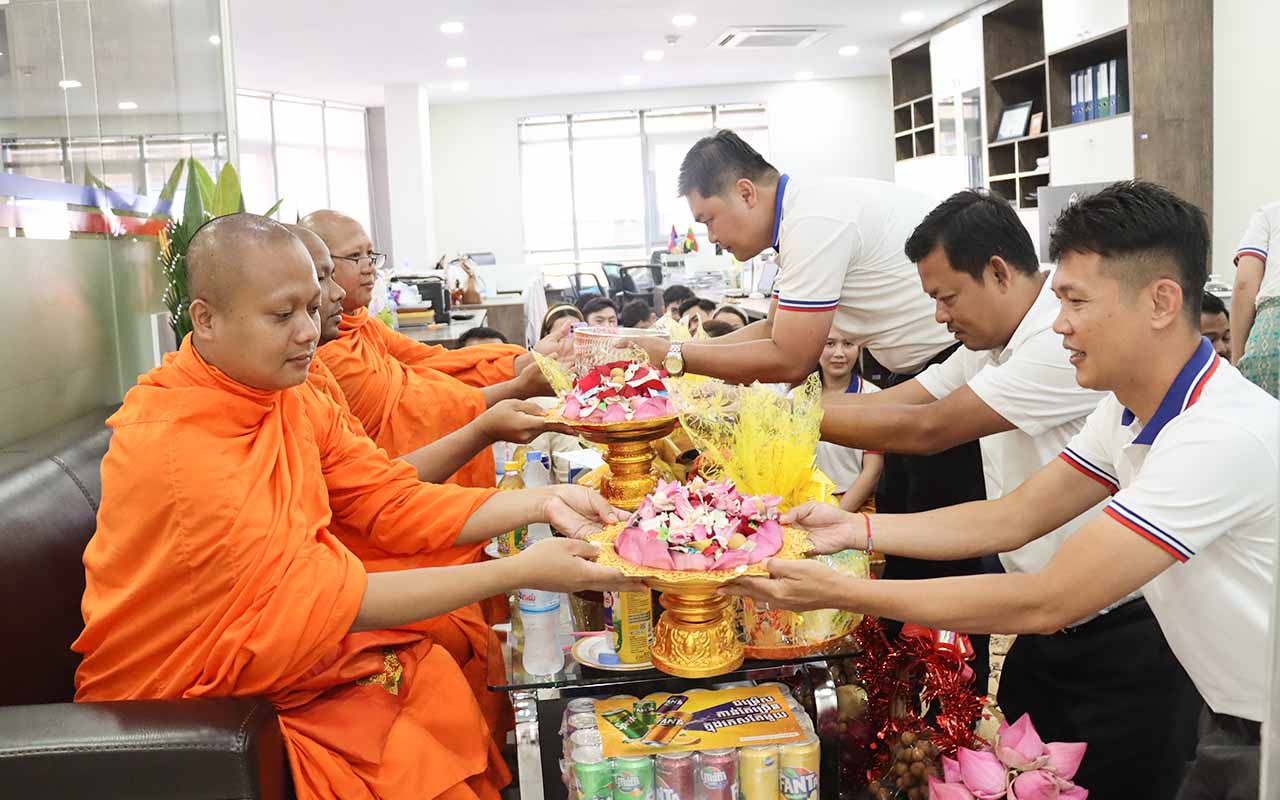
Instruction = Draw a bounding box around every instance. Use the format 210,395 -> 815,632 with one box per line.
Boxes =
543,485 -> 625,540
720,558 -> 846,611
516,537 -> 646,594
479,399 -> 571,444
782,502 -> 861,555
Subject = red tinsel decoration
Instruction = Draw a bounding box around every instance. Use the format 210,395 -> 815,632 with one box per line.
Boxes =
842,617 -> 984,784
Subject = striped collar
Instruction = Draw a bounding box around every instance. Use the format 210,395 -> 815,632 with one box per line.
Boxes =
845,373 -> 862,394
770,173 -> 790,252
1122,337 -> 1220,445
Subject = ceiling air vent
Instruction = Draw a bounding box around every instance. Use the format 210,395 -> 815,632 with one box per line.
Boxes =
715,25 -> 838,49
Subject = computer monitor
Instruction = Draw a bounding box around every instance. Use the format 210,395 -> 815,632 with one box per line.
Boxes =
756,259 -> 779,296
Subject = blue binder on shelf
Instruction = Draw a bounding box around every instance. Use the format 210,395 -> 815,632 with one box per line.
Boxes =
1083,67 -> 1094,121
1070,71 -> 1083,123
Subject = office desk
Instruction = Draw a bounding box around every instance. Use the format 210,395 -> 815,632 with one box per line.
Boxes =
398,310 -> 488,348
699,291 -> 773,320
456,295 -> 526,345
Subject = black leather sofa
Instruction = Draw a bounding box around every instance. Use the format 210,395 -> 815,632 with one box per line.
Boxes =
0,408 -> 291,799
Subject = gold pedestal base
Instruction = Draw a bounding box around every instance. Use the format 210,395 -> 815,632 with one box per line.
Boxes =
573,417 -> 679,511
648,579 -> 744,678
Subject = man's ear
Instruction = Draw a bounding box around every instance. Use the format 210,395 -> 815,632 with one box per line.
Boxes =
189,297 -> 216,339
988,256 -> 1014,291
1149,278 -> 1185,331
737,178 -> 759,209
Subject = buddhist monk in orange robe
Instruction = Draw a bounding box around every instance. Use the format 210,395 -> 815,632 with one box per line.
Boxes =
286,224 -> 560,743
74,214 -> 640,800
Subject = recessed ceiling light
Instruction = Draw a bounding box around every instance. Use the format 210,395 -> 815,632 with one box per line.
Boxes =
622,75 -> 641,86
117,101 -> 138,110
795,71 -> 814,81
450,80 -> 469,92
672,14 -> 697,27
900,10 -> 924,23
643,49 -> 664,62
58,79 -> 82,89
440,21 -> 464,35
838,45 -> 860,56
446,56 -> 467,69
208,34 -> 221,45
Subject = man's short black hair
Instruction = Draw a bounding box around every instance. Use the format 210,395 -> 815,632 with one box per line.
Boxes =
620,299 -> 655,328
678,297 -> 716,317
457,326 -> 509,347
904,189 -> 1040,281
1201,292 -> 1229,319
579,296 -> 618,317
661,284 -> 696,308
1049,181 -> 1209,321
678,129 -> 780,198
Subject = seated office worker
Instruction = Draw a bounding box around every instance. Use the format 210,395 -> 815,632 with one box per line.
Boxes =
1230,199 -> 1280,396
727,182 -> 1277,800
73,214 -> 642,800
818,189 -> 1196,798
630,130 -> 990,681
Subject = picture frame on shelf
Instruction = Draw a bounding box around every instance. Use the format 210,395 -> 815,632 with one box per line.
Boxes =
1028,112 -> 1044,136
995,101 -> 1033,141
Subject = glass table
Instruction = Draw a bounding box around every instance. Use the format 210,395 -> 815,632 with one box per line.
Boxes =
487,609 -> 860,800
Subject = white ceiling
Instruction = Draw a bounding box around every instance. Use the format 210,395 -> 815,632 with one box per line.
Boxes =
229,0 -> 974,107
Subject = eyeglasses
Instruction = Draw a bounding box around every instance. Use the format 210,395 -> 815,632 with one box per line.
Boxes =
333,251 -> 386,269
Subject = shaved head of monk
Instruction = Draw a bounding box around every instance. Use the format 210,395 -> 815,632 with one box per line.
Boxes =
285,223 -> 346,344
187,213 -> 322,391
299,209 -> 376,313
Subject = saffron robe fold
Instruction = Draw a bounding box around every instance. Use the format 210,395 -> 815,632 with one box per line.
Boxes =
74,338 -> 508,800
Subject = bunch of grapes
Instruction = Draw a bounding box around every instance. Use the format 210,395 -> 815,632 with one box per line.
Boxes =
863,731 -> 940,800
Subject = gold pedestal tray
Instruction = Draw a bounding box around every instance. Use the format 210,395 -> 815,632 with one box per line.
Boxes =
558,414 -> 679,511
591,523 -> 811,678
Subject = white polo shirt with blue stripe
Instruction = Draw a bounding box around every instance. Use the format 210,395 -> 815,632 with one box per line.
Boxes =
1235,200 -> 1280,303
770,176 -> 954,374
1059,337 -> 1278,721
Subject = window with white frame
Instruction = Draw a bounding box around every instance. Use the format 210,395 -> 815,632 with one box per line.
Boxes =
518,103 -> 768,264
235,91 -> 373,231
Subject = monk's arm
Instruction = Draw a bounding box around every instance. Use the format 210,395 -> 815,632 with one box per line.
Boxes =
399,420 -> 492,482
384,326 -> 525,387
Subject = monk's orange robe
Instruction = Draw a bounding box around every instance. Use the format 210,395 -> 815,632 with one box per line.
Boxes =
306,358 -> 513,741
74,338 -> 509,800
317,308 -> 525,488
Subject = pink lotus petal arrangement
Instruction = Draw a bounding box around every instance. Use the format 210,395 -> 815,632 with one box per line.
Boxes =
560,360 -> 673,424
927,715 -> 1088,800
613,478 -> 784,571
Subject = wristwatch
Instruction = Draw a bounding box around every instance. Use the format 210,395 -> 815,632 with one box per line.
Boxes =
663,342 -> 685,377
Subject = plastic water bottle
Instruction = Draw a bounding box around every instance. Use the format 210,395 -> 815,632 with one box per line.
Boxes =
523,450 -> 553,544
519,587 -> 564,675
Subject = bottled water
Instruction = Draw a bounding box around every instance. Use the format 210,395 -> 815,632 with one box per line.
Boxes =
523,450 -> 553,544
518,586 -> 564,675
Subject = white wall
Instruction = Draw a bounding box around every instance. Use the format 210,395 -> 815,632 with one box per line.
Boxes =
426,77 -> 893,263
1212,0 -> 1280,283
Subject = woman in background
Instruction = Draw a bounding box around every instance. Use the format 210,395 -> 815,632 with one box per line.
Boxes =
815,327 -> 884,512
713,304 -> 750,332
540,303 -> 584,339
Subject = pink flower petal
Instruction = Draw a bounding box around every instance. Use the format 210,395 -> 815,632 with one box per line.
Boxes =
747,519 -> 783,563
1058,786 -> 1088,800
928,776 -> 977,800
958,748 -> 1007,797
602,403 -> 628,423
711,549 -> 750,570
998,714 -> 1048,771
1009,770 -> 1059,800
942,754 -> 962,784
671,551 -> 710,571
1045,742 -> 1087,781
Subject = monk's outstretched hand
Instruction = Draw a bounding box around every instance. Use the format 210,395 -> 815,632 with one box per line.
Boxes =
543,485 -> 621,540
515,537 -> 646,594
479,399 -> 571,443
781,502 -> 861,555
719,558 -> 844,611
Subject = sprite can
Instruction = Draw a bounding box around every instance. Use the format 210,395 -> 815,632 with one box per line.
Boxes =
612,754 -> 656,800
603,707 -> 649,741
574,748 -> 613,800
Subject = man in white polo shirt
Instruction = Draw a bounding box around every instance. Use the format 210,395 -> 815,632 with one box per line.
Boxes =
726,182 -> 1276,799
631,130 -> 991,677
816,189 -> 1198,798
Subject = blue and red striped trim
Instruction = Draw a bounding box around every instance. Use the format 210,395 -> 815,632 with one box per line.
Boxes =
1058,448 -> 1119,494
777,297 -> 839,314
1104,501 -> 1193,562
1235,246 -> 1268,265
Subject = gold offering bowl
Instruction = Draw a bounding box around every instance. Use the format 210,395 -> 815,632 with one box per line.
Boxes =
557,414 -> 680,511
590,522 -> 812,678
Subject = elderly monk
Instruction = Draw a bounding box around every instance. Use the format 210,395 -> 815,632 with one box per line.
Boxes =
284,223 -> 554,742
301,210 -> 557,489
74,214 -> 641,800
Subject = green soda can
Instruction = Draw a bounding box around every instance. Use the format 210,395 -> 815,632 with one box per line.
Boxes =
612,754 -> 656,800
603,707 -> 649,741
573,748 -> 613,800
633,700 -> 659,728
